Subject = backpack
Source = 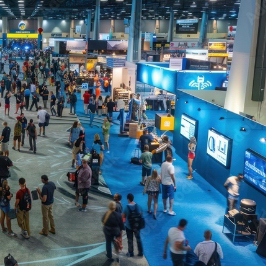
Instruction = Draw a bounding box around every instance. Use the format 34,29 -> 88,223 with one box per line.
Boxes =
4,254 -> 17,266
127,204 -> 145,230
207,243 -> 221,266
19,189 -> 31,211
45,112 -> 50,126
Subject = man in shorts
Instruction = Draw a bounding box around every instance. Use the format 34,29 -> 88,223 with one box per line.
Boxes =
102,117 -> 110,153
161,155 -> 176,216
0,122 -> 11,156
37,106 -> 47,136
0,151 -> 13,186
12,116 -> 22,152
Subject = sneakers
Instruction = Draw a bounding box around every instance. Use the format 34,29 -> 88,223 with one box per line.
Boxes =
75,202 -> 81,207
163,209 -> 167,213
168,211 -> 176,216
187,175 -> 193,180
8,231 -> 17,237
2,227 -> 7,233
79,208 -> 87,212
21,230 -> 30,239
126,252 -> 134,257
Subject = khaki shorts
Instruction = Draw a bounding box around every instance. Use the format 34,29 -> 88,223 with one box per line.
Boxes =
1,142 -> 9,152
104,134 -> 109,143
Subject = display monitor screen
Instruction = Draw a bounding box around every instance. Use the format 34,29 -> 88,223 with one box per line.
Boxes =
244,149 -> 266,195
180,114 -> 197,140
176,19 -> 198,34
207,129 -> 232,168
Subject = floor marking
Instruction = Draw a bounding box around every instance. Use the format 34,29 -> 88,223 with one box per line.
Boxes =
51,163 -> 61,168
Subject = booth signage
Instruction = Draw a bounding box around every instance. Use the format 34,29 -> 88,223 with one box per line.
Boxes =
208,53 -> 229,57
169,58 -> 183,70
186,49 -> 208,61
7,33 -> 38,39
176,19 -> 199,34
18,21 -> 26,31
170,42 -> 199,50
82,83 -> 89,89
185,60 -> 211,71
208,42 -> 227,53
10,30 -> 35,33
107,41 -> 128,51
228,26 -> 237,39
66,41 -> 86,51
75,26 -> 81,34
69,56 -> 85,64
51,33 -> 62,37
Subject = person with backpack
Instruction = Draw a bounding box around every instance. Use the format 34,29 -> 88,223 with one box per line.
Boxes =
163,219 -> 191,266
36,175 -> 56,236
122,193 -> 144,257
42,85 -> 49,109
50,91 -> 57,116
69,89 -> 77,115
26,119 -> 37,154
194,230 -> 223,266
37,106 -> 47,136
0,180 -> 16,237
29,93 -> 38,112
15,177 -> 31,239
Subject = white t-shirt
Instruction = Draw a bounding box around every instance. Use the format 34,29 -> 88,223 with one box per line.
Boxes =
224,176 -> 240,197
117,99 -> 125,111
194,240 -> 223,265
168,228 -> 186,254
37,110 -> 47,124
30,84 -> 36,93
161,161 -> 175,185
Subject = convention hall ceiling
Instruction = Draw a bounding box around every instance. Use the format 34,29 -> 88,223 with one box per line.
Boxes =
1,0 -> 240,20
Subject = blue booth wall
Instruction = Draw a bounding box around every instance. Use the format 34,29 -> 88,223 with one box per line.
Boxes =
173,90 -> 266,216
177,71 -> 227,90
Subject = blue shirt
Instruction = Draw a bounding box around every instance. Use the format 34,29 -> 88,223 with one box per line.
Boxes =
24,89 -> 30,96
123,203 -> 143,230
41,181 -> 56,205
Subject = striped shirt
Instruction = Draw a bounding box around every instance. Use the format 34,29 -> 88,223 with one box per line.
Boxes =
194,240 -> 223,265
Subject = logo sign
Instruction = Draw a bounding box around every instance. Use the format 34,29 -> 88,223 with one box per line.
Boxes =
82,83 -> 88,89
189,75 -> 212,90
208,42 -> 227,53
18,21 -> 26,31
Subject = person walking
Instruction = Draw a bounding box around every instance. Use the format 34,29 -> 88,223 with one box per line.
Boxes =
161,155 -> 176,216
1,79 -> 5,98
4,92 -> 11,116
224,174 -> 244,212
194,230 -> 223,266
0,151 -> 13,186
14,92 -> 22,114
163,219 -> 191,266
15,178 -> 31,239
0,121 -> 11,157
139,145 -> 153,186
37,175 -> 56,236
26,119 -> 37,154
24,86 -> 31,110
102,117 -> 110,153
69,89 -> 77,115
144,169 -> 161,220
37,106 -> 47,136
21,113 -> 27,147
0,180 -> 16,237
29,94 -> 38,112
76,158 -> 92,212
57,96 -> 64,118
72,135 -> 84,168
114,194 -> 123,213
107,98 -> 115,122
69,121 -> 81,147
102,201 -> 124,263
12,117 -> 22,152
5,76 -> 11,93
97,96 -> 103,116
88,96 -> 96,127
42,85 -> 49,109
50,91 -> 57,116
83,90 -> 90,114
122,193 -> 144,257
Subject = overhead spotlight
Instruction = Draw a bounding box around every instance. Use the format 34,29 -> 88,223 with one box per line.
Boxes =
260,138 -> 266,143
219,116 -> 225,120
185,101 -> 188,104
240,127 -> 246,132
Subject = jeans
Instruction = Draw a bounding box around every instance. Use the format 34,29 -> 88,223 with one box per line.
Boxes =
70,103 -> 76,114
170,252 -> 185,266
108,112 -> 113,119
126,228 -> 143,255
25,96 -> 30,110
41,204 -> 55,235
227,197 -> 238,211
29,135 -> 36,152
104,233 -> 115,259
22,128 -> 25,146
51,104 -> 56,116
1,87 -> 4,98
90,113 -> 95,126
30,101 -> 38,111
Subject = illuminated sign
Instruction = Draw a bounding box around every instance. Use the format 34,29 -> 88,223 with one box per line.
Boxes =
18,21 -> 26,31
7,33 -> 38,39
208,53 -> 229,57
208,42 -> 227,53
189,75 -> 212,90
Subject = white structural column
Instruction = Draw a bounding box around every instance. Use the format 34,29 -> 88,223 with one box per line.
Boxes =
86,10 -> 92,42
2,17 -> 7,48
224,0 -> 261,114
167,9 -> 174,42
93,0 -> 100,40
70,20 -> 75,38
37,17 -> 43,29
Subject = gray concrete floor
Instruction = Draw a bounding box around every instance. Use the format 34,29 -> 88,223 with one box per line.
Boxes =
0,88 -> 149,266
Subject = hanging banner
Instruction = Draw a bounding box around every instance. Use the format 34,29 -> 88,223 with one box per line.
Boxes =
66,41 -> 86,51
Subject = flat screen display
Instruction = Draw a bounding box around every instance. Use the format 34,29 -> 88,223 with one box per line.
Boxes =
180,114 -> 197,140
207,129 -> 232,168
87,40 -> 107,51
176,19 -> 198,34
244,149 -> 266,195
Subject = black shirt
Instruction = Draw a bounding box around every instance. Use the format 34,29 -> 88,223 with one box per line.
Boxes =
1,127 -> 11,143
14,94 -> 22,104
41,181 -> 56,205
26,123 -> 36,137
107,101 -> 115,113
42,89 -> 49,100
102,211 -> 124,231
139,134 -> 154,152
0,156 -> 12,178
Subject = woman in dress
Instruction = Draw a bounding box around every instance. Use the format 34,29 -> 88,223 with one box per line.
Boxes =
144,169 -> 161,220
187,136 -> 197,180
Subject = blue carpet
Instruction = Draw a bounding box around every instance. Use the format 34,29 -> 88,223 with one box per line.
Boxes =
75,94 -> 266,266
